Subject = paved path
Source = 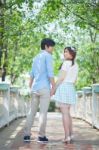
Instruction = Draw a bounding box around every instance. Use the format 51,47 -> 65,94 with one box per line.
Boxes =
0,113 -> 99,150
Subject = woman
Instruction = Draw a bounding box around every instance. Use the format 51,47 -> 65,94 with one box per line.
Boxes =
54,47 -> 78,143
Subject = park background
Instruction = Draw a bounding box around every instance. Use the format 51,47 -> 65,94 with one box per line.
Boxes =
0,1 -> 99,108
0,1 -> 99,149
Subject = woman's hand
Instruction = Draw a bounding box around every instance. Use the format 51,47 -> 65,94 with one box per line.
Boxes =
50,86 -> 56,96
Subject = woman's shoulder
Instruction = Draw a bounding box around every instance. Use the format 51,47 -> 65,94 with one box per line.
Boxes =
63,60 -> 72,66
73,62 -> 79,71
61,60 -> 72,71
74,62 -> 78,67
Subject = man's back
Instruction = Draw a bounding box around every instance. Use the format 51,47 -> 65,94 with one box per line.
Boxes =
30,50 -> 54,91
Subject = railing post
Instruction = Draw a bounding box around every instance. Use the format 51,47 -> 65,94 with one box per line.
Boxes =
18,94 -> 24,117
0,83 -> 10,127
18,88 -> 31,117
82,87 -> 92,124
76,90 -> 83,119
92,84 -> 99,129
24,95 -> 31,116
10,86 -> 19,121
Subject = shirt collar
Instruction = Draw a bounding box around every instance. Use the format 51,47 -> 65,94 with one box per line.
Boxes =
40,50 -> 52,55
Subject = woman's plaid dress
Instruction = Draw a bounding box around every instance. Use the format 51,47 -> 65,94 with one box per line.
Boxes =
54,60 -> 78,105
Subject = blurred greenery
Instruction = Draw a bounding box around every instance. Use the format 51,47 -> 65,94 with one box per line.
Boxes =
0,0 -> 99,90
48,101 -> 56,112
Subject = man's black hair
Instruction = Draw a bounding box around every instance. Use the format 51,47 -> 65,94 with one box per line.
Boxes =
41,38 -> 55,50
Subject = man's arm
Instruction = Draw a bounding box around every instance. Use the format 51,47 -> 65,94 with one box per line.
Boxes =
46,55 -> 55,96
29,59 -> 34,89
29,76 -> 34,89
49,77 -> 55,96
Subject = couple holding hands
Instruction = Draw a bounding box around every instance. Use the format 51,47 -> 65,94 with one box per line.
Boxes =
24,38 -> 78,144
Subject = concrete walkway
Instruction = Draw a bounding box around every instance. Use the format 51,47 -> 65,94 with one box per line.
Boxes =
0,113 -> 99,150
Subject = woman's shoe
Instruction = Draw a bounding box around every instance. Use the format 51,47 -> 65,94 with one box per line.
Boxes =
70,134 -> 74,141
62,136 -> 71,143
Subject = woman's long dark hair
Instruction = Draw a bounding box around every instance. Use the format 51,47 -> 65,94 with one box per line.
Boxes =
59,47 -> 76,70
65,47 -> 76,65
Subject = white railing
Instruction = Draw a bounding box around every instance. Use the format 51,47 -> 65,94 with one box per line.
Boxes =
0,82 -> 99,129
82,87 -> 92,123
0,83 -> 10,128
72,90 -> 84,119
71,84 -> 99,129
9,86 -> 19,121
92,84 -> 99,129
0,83 -> 30,128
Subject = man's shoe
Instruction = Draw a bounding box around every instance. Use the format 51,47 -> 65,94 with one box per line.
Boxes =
37,136 -> 48,143
24,135 -> 30,142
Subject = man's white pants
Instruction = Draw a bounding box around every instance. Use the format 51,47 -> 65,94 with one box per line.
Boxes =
24,88 -> 50,137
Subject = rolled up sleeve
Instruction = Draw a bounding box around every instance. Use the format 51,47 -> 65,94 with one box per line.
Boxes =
46,55 -> 54,78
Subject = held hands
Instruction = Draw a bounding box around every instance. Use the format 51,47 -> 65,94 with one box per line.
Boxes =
50,86 -> 56,96
50,81 -> 60,96
50,70 -> 66,97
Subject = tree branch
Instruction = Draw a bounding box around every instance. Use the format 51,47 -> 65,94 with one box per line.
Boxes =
61,2 -> 99,30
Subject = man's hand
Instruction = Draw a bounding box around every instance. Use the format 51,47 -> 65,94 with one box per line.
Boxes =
49,77 -> 55,96
50,87 -> 56,96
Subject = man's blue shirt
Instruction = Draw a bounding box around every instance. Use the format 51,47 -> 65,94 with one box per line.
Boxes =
30,50 -> 54,91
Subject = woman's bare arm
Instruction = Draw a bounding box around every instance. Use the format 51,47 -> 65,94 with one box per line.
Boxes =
55,70 -> 66,89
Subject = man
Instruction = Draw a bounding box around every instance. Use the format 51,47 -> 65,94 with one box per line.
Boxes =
24,38 -> 55,143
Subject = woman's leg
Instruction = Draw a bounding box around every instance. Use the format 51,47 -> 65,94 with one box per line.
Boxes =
68,106 -> 73,137
60,104 -> 71,139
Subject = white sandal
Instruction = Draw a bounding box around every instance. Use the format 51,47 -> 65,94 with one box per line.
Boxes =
70,134 -> 74,140
62,136 -> 71,143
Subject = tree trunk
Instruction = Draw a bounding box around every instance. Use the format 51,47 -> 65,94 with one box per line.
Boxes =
0,0 -> 7,81
0,5 -> 4,67
89,29 -> 98,83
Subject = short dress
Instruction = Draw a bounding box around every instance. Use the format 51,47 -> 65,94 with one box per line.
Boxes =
54,60 -> 78,105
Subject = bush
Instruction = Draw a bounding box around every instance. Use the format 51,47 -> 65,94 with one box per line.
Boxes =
48,101 -> 56,112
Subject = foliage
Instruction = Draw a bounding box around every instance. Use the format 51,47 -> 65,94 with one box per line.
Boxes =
48,101 -> 56,112
0,0 -> 99,89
